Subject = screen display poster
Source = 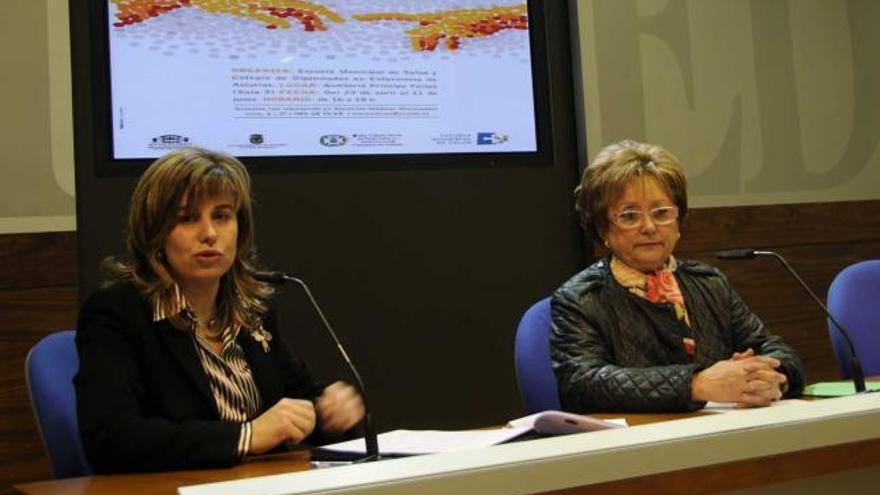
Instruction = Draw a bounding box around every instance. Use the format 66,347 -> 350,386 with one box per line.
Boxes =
107,0 -> 538,159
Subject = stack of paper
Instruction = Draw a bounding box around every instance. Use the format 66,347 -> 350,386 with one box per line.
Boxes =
316,411 -> 626,457
316,427 -> 532,457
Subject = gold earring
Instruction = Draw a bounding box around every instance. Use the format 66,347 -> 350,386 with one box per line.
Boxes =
603,239 -> 610,248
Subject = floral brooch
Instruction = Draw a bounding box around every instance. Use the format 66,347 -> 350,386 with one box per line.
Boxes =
250,325 -> 272,353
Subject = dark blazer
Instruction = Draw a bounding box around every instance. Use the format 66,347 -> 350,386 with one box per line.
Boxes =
75,282 -> 326,473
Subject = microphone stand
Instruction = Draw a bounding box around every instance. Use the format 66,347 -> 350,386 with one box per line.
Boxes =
718,249 -> 867,393
257,271 -> 381,461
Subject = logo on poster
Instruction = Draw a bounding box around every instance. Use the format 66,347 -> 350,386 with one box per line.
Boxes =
148,134 -> 190,150
229,133 -> 286,150
320,134 -> 348,147
477,132 -> 508,145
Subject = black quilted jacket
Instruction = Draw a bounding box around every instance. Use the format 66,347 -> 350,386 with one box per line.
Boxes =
550,256 -> 805,413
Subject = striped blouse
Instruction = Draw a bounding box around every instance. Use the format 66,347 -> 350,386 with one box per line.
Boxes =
152,284 -> 261,459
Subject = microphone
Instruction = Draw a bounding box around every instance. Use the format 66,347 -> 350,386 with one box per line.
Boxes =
716,249 -> 867,393
253,270 -> 381,461
717,248 -> 760,260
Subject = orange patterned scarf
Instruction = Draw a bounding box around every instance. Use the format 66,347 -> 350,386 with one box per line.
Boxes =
610,256 -> 695,357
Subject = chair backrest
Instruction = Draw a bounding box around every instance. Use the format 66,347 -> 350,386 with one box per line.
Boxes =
514,297 -> 560,413
25,330 -> 92,478
827,260 -> 880,378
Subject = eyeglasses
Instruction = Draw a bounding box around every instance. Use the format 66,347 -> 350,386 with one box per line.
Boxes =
610,205 -> 679,229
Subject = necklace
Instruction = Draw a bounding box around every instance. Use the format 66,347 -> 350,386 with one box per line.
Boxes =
197,320 -> 223,340
193,314 -> 222,342
200,329 -> 223,342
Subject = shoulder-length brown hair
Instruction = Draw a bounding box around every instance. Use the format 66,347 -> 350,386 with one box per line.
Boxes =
575,140 -> 688,244
104,147 -> 272,331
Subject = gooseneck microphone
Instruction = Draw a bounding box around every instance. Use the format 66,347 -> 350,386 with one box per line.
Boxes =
253,270 -> 381,461
716,249 -> 867,393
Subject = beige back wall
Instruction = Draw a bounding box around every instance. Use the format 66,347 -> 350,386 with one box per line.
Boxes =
575,0 -> 880,207
0,0 -> 74,234
1,1 -> 878,234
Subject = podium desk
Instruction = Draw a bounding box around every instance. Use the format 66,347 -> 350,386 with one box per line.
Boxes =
15,394 -> 880,495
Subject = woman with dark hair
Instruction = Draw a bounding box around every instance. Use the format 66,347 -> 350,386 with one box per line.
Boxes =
76,147 -> 364,473
551,140 -> 804,413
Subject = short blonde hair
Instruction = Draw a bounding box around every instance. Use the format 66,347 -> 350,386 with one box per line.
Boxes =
575,140 -> 688,243
104,147 -> 272,331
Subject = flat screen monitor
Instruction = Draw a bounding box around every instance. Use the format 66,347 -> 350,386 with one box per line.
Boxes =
87,0 -> 553,170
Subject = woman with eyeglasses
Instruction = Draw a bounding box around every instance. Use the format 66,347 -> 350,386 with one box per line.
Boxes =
550,140 -> 804,413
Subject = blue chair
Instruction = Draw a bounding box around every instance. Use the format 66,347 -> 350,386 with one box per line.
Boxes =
514,297 -> 560,413
827,260 -> 880,378
25,331 -> 92,478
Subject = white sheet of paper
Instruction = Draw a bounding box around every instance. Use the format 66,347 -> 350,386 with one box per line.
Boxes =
507,411 -> 628,429
704,398 -> 809,412
318,427 -> 533,456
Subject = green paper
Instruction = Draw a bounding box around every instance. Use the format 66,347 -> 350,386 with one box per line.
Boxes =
802,381 -> 880,397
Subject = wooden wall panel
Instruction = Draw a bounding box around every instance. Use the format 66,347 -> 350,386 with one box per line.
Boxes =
0,233 -> 77,291
0,233 -> 78,493
680,200 -> 880,250
663,200 -> 879,383
686,241 -> 880,381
